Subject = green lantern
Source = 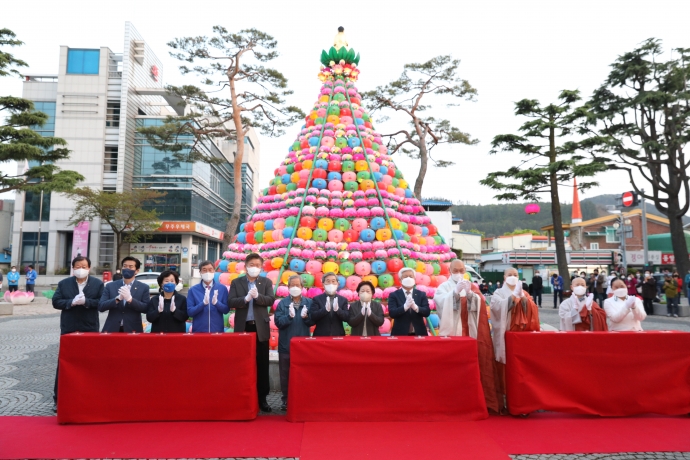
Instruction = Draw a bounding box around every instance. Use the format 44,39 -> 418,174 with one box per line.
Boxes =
405,259 -> 417,269
344,181 -> 359,192
356,171 -> 371,181
300,273 -> 314,288
342,161 -> 355,172
378,274 -> 394,288
339,261 -> 355,276
254,230 -> 264,243
335,218 -> 351,231
313,228 -> 328,241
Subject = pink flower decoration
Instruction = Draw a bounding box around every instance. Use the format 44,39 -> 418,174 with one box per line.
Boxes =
277,286 -> 289,297
307,287 -> 323,298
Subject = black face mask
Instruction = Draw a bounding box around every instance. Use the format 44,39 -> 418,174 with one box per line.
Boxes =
122,268 -> 136,279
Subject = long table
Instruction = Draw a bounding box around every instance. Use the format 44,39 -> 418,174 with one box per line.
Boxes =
57,332 -> 257,424
286,336 -> 488,422
506,331 -> 690,416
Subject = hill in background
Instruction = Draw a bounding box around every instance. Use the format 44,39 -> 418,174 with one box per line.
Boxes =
451,194 -> 685,238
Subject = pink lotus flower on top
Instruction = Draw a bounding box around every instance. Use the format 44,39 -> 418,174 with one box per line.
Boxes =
276,286 -> 289,298
330,199 -> 343,208
362,251 -> 375,260
5,291 -> 34,305
289,248 -> 302,257
374,288 -> 383,299
384,240 -> 396,249
360,242 -> 373,252
382,287 -> 397,299
314,250 -> 326,261
367,199 -> 380,207
301,249 -> 314,260
350,251 -> 363,262
354,199 -> 367,208
302,205 -> 316,215
317,197 -> 329,206
387,248 -> 400,258
329,209 -> 344,219
272,299 -> 281,311
347,242 -> 362,252
304,240 -> 317,249
370,206 -> 384,216
375,250 -> 387,259
429,300 -> 436,311
357,208 -> 370,218
343,208 -> 356,218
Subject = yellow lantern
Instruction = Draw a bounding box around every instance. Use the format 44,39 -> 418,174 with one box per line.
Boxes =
362,275 -> 378,287
323,261 -> 339,274
318,218 -> 334,231
271,257 -> 284,269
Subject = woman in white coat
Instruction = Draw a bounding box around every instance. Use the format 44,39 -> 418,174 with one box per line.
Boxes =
603,279 -> 647,331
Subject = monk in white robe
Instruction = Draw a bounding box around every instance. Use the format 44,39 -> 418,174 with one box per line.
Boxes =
435,259 -> 501,413
559,277 -> 608,331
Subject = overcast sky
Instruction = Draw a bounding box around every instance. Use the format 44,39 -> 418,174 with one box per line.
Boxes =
2,0 -> 689,207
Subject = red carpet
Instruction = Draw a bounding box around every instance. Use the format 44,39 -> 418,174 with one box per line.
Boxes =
0,416 -> 302,459
299,421 -> 509,460
479,412 -> 690,454
3,414 -> 690,458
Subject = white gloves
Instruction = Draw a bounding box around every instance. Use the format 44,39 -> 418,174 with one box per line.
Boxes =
169,296 -> 176,312
325,298 -> 331,312
289,304 -> 296,318
585,293 -> 594,311
625,296 -> 637,309
411,301 -> 419,313
301,305 -> 308,318
118,285 -> 132,303
212,290 -> 218,306
158,296 -> 165,312
204,288 -> 211,305
404,295 -> 414,311
72,293 -> 85,306
249,287 -> 258,299
332,299 -> 339,312
365,304 -> 372,317
512,283 -> 524,299
454,280 -> 464,295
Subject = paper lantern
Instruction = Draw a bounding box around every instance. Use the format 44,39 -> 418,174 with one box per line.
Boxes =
346,275 -> 362,291
281,270 -> 297,285
376,228 -> 392,241
300,273 -> 315,288
306,260 -> 322,275
525,203 -> 541,215
328,229 -> 344,243
297,227 -> 313,240
362,275 -> 378,287
323,261 -> 339,274
355,261 -> 371,276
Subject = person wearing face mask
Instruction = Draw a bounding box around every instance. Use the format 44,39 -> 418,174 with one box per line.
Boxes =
228,253 -> 275,412
490,268 -> 540,366
51,256 -> 104,411
550,272 -> 563,308
663,274 -> 679,318
310,272 -> 350,336
348,280 -> 385,337
99,257 -> 151,332
639,271 -> 657,315
112,269 -> 123,281
274,275 -> 313,411
187,260 -> 230,333
7,266 -> 19,292
146,270 -> 188,333
488,281 -> 496,295
434,260 -> 501,413
625,274 -> 637,297
604,279 -> 646,330
558,277 -> 607,331
388,267 -> 431,336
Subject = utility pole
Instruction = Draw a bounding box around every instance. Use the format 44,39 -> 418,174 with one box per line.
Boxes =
641,188 -> 649,265
33,185 -> 44,273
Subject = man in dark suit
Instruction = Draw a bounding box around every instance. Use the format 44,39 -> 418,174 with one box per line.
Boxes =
228,253 -> 275,413
389,267 -> 431,336
310,272 -> 349,336
51,256 -> 104,411
98,256 -> 150,332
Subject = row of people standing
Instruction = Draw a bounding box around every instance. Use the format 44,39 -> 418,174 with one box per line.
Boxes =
0,266 -> 34,292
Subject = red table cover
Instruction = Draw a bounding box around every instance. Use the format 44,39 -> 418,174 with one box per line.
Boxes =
506,331 -> 690,416
57,332 -> 257,424
287,336 -> 488,422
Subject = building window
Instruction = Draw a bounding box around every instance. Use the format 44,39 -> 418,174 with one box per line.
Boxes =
99,233 -> 115,269
106,101 -> 120,127
67,49 -> 100,75
605,227 -> 620,243
24,191 -> 51,221
30,101 -> 56,135
104,146 -> 118,173
21,232 -> 48,273
207,241 -> 218,263
590,243 -> 599,250
210,168 -> 220,194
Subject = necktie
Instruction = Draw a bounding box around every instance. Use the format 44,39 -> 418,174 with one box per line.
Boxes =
407,292 -> 414,334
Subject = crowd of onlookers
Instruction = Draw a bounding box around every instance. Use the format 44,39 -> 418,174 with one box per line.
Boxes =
477,268 -> 689,317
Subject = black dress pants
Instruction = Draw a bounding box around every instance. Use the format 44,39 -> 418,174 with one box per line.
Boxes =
245,322 -> 270,401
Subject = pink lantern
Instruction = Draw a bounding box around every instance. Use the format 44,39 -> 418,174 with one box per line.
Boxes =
525,203 -> 541,215
346,275 -> 362,291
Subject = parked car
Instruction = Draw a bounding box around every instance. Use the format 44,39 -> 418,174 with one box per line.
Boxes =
105,272 -> 183,294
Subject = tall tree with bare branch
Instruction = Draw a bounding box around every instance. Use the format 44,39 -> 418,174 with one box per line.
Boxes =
576,39 -> 690,276
138,27 -> 304,244
363,55 -> 478,198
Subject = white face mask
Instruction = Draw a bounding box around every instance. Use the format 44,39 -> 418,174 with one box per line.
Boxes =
573,286 -> 587,296
246,266 -> 261,278
324,284 -> 337,295
645,273 -> 651,278
73,268 -> 89,279
505,276 -> 518,286
401,277 -> 415,288
451,273 -> 463,283
359,292 -> 372,302
201,272 -> 215,282
614,288 -> 628,298
289,286 -> 302,298
11,269 -> 16,272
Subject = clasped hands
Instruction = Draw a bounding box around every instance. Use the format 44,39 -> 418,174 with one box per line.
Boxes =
244,286 -> 258,303
117,285 -> 132,303
404,295 -> 419,313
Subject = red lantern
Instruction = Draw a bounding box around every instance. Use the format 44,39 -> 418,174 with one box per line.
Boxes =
245,221 -> 254,233
343,229 -> 359,242
269,333 -> 278,350
246,232 -> 256,244
440,263 -> 450,276
525,203 -> 541,215
300,216 -> 317,229
387,258 -> 403,273
262,259 -> 273,272
312,169 -> 327,180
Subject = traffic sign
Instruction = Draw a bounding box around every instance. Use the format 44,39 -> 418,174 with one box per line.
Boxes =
619,191 -> 639,208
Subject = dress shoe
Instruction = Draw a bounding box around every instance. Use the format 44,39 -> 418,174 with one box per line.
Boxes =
259,401 -> 272,412
280,402 -> 287,411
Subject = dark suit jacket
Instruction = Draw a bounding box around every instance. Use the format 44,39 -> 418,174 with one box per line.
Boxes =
388,288 -> 431,336
348,300 -> 385,336
98,279 -> 151,332
52,276 -> 104,335
228,275 -> 275,342
310,293 -> 349,336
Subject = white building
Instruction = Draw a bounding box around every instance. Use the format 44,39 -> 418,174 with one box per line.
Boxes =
14,22 -> 260,281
